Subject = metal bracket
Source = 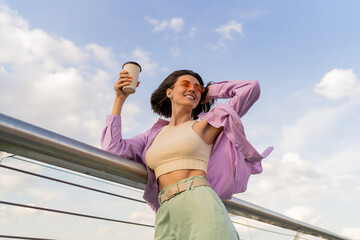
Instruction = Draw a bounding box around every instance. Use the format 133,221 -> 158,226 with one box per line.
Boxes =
0,151 -> 14,163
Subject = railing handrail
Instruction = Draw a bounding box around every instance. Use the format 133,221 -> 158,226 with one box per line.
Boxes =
0,113 -> 350,240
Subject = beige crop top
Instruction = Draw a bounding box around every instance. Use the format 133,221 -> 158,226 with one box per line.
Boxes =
145,120 -> 212,179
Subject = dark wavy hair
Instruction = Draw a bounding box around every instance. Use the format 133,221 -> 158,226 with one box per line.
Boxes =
151,70 -> 215,119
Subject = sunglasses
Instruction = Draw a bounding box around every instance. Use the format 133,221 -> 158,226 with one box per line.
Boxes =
171,80 -> 205,93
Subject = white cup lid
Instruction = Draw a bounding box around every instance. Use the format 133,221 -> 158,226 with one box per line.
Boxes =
122,61 -> 142,72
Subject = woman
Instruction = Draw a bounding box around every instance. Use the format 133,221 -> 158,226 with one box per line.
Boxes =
101,69 -> 273,239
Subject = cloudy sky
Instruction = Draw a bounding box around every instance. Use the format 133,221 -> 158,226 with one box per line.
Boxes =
1,0 -> 360,239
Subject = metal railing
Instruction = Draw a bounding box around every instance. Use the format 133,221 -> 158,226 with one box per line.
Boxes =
0,113 -> 350,240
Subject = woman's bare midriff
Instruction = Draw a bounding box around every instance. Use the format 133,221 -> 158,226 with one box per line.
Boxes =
158,169 -> 207,192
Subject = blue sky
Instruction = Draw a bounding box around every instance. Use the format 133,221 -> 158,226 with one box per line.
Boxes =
1,0 -> 360,239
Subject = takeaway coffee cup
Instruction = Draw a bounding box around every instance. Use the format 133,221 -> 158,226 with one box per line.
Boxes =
122,61 -> 142,94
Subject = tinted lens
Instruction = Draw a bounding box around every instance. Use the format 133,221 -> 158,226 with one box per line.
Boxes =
194,84 -> 204,93
180,80 -> 191,87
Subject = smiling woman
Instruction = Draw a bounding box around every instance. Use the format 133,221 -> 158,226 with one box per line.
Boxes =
2,0 -> 360,238
101,68 -> 273,239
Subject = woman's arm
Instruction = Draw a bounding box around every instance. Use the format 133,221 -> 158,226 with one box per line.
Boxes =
207,80 -> 260,118
197,80 -> 260,144
101,71 -> 145,163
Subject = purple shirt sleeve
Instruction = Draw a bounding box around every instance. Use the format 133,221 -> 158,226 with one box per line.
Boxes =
201,80 -> 273,162
100,115 -> 148,164
207,80 -> 260,118
200,80 -> 273,198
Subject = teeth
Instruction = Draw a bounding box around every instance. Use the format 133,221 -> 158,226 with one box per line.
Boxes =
185,95 -> 194,99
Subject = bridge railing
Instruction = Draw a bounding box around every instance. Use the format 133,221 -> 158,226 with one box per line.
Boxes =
0,113 -> 350,240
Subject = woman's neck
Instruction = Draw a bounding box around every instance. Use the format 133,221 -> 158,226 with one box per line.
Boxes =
168,106 -> 192,126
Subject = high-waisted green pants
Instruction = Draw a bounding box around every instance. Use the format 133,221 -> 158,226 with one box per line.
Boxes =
155,176 -> 240,240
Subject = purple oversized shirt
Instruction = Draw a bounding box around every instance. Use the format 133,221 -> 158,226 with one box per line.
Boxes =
101,80 -> 274,211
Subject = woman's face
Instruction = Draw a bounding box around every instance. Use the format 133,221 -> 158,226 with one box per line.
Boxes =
167,74 -> 203,110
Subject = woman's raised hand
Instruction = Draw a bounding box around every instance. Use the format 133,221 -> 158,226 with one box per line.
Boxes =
114,70 -> 140,99
201,85 -> 212,104
111,70 -> 140,115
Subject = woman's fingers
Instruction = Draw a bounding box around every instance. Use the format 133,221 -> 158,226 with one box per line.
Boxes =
119,70 -> 132,77
118,71 -> 132,83
119,73 -> 130,79
113,70 -> 140,97
116,77 -> 132,85
114,80 -> 131,92
116,81 -> 131,88
119,74 -> 132,80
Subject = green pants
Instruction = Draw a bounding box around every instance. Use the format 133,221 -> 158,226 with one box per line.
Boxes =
155,176 -> 240,240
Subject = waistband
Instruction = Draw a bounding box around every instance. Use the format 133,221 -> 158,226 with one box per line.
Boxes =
158,176 -> 210,204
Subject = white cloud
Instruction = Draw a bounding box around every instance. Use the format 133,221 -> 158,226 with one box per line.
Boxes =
214,20 -> 243,40
256,178 -> 276,193
1,3 -> 164,148
169,47 -> 182,57
284,206 -> 323,225
145,17 -> 184,33
241,153 -> 328,202
314,69 -> 360,100
323,143 -> 360,172
341,226 -> 360,239
0,3 -> 126,145
187,27 -> 196,37
278,153 -> 328,200
169,18 -> 184,33
0,4 -> 87,67
211,20 -> 244,49
281,152 -> 324,179
85,43 -> 119,69
280,107 -> 341,152
29,67 -> 85,113
331,174 -> 360,188
130,48 -> 160,75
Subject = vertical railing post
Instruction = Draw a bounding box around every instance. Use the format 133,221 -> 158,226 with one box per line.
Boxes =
294,232 -> 301,240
